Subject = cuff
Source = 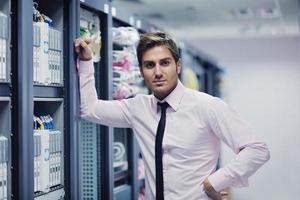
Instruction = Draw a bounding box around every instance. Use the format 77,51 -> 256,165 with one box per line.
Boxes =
207,169 -> 230,192
78,59 -> 94,74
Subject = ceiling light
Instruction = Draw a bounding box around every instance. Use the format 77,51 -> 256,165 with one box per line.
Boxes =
231,7 -> 280,19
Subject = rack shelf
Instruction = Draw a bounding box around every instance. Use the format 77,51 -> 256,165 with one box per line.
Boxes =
33,85 -> 63,98
0,83 -> 10,96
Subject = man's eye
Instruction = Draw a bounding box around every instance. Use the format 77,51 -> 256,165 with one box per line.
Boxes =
145,62 -> 155,68
160,60 -> 170,66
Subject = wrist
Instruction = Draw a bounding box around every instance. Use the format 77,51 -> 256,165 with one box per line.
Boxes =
79,57 -> 92,61
204,178 -> 215,192
204,178 -> 222,200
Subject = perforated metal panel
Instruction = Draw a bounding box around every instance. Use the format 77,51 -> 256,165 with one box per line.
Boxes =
80,120 -> 99,200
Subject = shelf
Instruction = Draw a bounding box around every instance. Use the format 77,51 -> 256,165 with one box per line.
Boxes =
113,42 -> 125,50
0,98 -> 10,134
34,186 -> 64,200
34,100 -> 64,132
112,12 -> 134,27
0,82 -> 10,97
114,184 -> 132,200
33,85 -> 63,98
80,0 -> 109,13
114,169 -> 128,182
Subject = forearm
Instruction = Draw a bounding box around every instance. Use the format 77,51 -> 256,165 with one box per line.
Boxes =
208,141 -> 270,192
78,59 -> 98,120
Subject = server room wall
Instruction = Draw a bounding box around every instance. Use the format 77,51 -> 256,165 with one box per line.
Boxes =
194,36 -> 300,200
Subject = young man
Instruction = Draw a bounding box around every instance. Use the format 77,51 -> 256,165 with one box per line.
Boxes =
75,32 -> 270,200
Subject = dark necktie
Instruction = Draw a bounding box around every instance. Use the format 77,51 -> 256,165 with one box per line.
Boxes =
155,102 -> 169,200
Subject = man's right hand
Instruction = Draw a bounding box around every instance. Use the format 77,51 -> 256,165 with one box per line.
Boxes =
203,178 -> 228,200
74,37 -> 93,61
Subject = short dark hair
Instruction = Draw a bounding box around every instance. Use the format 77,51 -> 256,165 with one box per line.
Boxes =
136,31 -> 180,67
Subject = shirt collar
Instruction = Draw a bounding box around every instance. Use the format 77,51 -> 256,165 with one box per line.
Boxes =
152,80 -> 186,112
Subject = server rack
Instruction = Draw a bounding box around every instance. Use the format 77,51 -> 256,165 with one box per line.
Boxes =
181,47 -> 204,92
9,0 -> 80,199
111,14 -> 138,200
0,0 -> 11,199
180,44 -> 222,96
109,4 -> 160,199
201,61 -> 224,97
78,1 -> 111,199
134,18 -> 158,200
32,1 -> 66,199
103,4 -> 159,199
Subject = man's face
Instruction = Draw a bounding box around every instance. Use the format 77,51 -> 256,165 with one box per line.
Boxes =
140,45 -> 181,100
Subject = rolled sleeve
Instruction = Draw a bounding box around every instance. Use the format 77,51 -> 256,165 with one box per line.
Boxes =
78,59 -> 94,74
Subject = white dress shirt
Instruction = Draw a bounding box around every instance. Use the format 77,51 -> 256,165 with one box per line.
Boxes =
78,60 -> 270,200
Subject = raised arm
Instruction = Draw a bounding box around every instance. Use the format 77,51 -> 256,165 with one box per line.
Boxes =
74,37 -> 133,128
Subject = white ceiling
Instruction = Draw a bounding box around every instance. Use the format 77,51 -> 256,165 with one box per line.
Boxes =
112,0 -> 300,41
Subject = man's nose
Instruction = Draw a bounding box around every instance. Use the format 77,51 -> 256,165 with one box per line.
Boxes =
154,65 -> 163,76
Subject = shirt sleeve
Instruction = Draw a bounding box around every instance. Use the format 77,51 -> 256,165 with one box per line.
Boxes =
206,97 -> 270,192
78,59 -> 133,128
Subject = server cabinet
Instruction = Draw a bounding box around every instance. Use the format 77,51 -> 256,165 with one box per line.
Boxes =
110,4 -> 153,198
111,17 -> 138,200
9,0 -> 79,199
134,19 -> 157,200
180,47 -> 205,92
78,1 -> 110,199
180,45 -> 223,97
32,0 -> 66,199
201,61 -> 223,97
0,0 -> 11,199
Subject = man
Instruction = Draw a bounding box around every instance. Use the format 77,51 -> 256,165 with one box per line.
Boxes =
75,32 -> 270,200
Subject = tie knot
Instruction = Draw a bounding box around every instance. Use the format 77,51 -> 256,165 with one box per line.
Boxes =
158,102 -> 169,111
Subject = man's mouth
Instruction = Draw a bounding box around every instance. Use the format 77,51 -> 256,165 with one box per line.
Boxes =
153,80 -> 166,84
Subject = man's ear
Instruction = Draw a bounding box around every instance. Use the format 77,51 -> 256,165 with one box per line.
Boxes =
139,65 -> 144,78
176,59 -> 182,74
